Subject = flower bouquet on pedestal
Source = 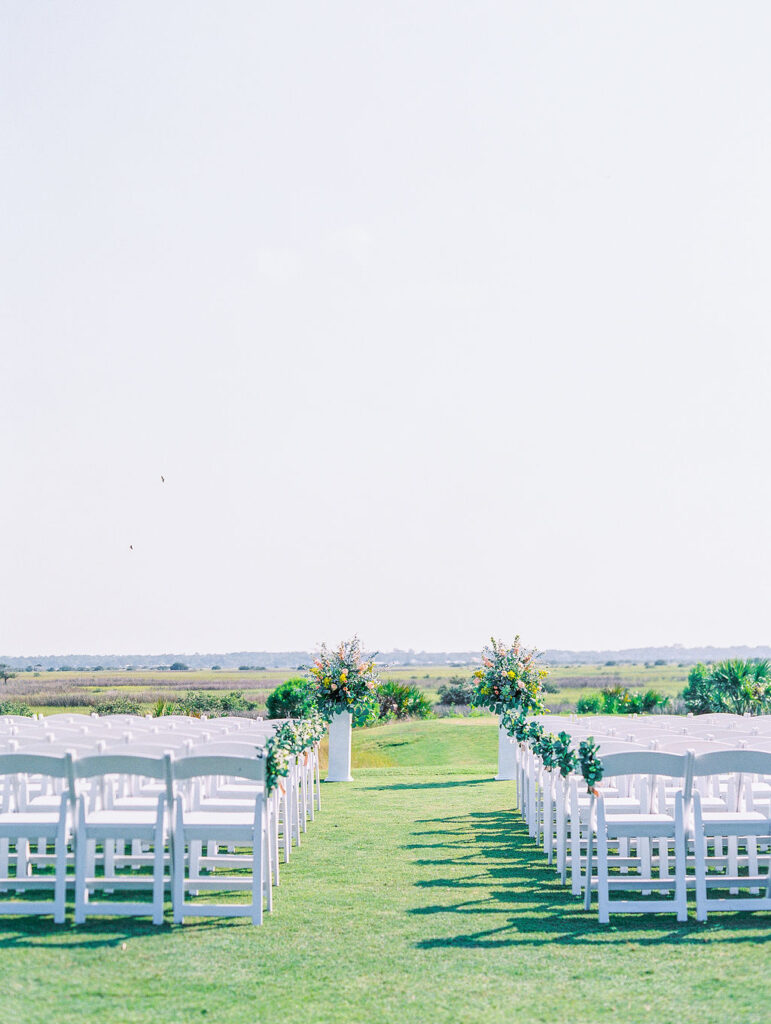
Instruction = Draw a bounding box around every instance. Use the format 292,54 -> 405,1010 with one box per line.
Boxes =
308,636 -> 379,782
471,636 -> 547,780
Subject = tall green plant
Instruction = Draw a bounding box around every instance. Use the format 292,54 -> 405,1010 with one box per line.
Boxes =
683,659 -> 771,715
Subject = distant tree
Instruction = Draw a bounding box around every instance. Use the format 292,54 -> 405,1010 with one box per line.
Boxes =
654,659 -> 667,666
211,665 -> 221,671
169,662 -> 189,672
0,665 -> 17,685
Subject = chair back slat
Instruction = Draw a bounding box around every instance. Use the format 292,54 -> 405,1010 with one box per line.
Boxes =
172,754 -> 265,783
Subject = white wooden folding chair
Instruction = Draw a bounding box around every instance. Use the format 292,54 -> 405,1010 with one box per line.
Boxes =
71,753 -> 172,925
0,752 -> 73,923
584,750 -> 692,923
170,754 -> 268,925
690,749 -> 771,920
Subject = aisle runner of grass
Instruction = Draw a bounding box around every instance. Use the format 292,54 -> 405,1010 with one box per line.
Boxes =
2,720 -> 769,1024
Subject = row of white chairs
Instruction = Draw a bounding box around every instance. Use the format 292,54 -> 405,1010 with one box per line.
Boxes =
509,714 -> 771,922
0,713 -> 323,925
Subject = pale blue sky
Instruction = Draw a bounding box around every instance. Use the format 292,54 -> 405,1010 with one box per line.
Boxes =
2,2 -> 771,655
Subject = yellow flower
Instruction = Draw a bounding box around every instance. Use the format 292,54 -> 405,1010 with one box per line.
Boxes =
507,671 -> 516,680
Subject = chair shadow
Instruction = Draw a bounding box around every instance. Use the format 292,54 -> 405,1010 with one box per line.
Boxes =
363,778 -> 492,792
0,912 -> 247,949
408,809 -> 771,949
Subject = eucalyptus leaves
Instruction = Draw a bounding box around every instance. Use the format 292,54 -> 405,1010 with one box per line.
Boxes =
260,711 -> 326,795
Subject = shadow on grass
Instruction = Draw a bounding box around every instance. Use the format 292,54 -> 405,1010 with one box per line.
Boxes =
0,909 -> 251,949
363,778 -> 492,792
409,809 -> 771,949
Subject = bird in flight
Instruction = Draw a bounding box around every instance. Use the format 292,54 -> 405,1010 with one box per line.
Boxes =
161,475 -> 165,483
129,545 -> 134,551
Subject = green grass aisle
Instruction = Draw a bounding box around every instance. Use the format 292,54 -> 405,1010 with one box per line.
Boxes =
2,721 -> 769,1024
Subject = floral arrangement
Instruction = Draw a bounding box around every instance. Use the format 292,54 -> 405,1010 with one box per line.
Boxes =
308,636 -> 380,723
577,737 -> 604,794
471,636 -> 548,716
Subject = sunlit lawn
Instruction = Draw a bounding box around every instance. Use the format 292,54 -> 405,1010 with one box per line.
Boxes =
2,719 -> 768,1024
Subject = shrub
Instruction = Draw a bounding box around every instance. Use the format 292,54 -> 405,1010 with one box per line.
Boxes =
437,675 -> 474,706
266,678 -> 318,719
169,662 -> 189,672
174,690 -> 255,717
576,694 -> 602,714
375,681 -> 434,720
542,680 -> 560,694
93,695 -> 143,715
0,700 -> 33,716
600,685 -> 628,713
682,658 -> 771,715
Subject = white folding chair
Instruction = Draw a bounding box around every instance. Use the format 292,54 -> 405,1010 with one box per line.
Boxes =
71,754 -> 172,925
691,749 -> 771,920
170,754 -> 268,925
584,750 -> 691,923
0,752 -> 73,923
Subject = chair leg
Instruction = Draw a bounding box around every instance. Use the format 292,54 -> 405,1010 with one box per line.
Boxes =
748,836 -> 760,895
0,838 -> 8,892
584,833 -> 594,911
252,807 -> 264,926
53,828 -> 68,925
597,831 -> 609,924
694,825 -> 708,923
728,835 -> 739,895
74,807 -> 88,925
674,800 -> 687,922
152,828 -> 164,925
172,808 -> 185,925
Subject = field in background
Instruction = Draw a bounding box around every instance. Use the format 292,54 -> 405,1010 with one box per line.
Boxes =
2,662 -> 690,716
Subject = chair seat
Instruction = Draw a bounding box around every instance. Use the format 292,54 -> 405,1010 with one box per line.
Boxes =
183,811 -> 256,827
604,813 -> 676,837
700,811 -> 770,834
0,811 -> 61,836
83,810 -> 162,838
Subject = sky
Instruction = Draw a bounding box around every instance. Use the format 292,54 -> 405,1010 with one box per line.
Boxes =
2,2 -> 771,657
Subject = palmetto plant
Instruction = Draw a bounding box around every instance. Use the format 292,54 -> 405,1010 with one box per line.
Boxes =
683,658 -> 771,715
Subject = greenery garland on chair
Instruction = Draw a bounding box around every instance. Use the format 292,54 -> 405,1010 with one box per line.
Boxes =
260,711 -> 327,796
577,737 -> 604,794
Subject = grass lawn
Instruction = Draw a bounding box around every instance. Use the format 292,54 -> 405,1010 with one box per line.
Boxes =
2,719 -> 768,1024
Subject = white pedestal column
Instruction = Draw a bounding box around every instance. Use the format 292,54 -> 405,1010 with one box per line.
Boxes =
326,709 -> 353,782
495,717 -> 517,781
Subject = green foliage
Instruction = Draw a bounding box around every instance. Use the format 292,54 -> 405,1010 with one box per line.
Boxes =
682,659 -> 771,715
93,695 -> 143,715
542,680 -> 560,694
259,712 -> 326,795
576,686 -> 669,715
0,699 -> 33,716
501,708 -> 530,742
266,678 -> 318,720
437,675 -> 474,705
169,662 -> 189,671
0,664 -> 17,684
578,736 -> 604,792
375,681 -> 434,721
553,731 -> 577,777
174,690 -> 255,717
576,694 -> 602,714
